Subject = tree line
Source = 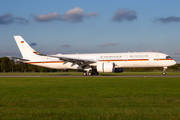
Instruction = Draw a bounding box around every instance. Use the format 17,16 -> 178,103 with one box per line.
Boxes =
0,57 -> 61,73
0,57 -> 179,72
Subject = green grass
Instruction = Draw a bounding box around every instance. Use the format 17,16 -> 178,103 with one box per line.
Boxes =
1,77 -> 180,119
0,72 -> 82,76
0,71 -> 180,76
100,72 -> 180,76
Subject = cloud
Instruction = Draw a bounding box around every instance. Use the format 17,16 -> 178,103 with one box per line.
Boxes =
173,55 -> 180,58
174,50 -> 180,55
62,44 -> 71,47
100,43 -> 119,47
171,51 -> 180,61
59,7 -> 85,22
86,12 -> 99,18
112,9 -> 137,22
171,55 -> 180,62
0,51 -> 17,58
0,13 -> 14,24
34,7 -> 98,23
34,12 -> 61,22
0,51 -> 16,57
146,49 -> 163,52
30,43 -> 37,47
156,16 -> 180,23
0,13 -> 29,25
1,51 -> 16,54
14,17 -> 29,24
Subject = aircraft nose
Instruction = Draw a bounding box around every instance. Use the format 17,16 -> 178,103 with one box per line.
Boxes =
172,60 -> 176,65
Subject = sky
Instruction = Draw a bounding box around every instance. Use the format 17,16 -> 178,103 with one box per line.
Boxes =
1,0 -> 180,62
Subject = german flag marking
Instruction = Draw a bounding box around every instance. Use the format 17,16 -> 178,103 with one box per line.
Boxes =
21,41 -> 24,43
33,52 -> 38,54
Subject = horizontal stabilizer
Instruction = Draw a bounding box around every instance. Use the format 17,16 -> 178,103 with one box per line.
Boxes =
7,56 -> 29,61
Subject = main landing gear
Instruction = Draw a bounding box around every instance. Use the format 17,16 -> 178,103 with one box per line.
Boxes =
83,66 -> 99,76
163,67 -> 167,75
83,71 -> 99,76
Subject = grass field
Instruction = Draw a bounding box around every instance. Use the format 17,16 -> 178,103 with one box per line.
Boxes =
1,77 -> 180,119
0,71 -> 180,76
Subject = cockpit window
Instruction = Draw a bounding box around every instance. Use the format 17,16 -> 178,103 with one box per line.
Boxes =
166,56 -> 172,59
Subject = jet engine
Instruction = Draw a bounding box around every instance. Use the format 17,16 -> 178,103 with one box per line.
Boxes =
97,62 -> 115,73
97,62 -> 124,73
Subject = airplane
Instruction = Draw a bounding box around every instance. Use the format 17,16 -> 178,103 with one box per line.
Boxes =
8,36 -> 176,75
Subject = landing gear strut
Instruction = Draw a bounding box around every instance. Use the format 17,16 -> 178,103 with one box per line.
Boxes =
163,67 -> 167,75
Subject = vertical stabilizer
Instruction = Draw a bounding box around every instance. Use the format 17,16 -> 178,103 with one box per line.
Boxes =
14,36 -> 37,58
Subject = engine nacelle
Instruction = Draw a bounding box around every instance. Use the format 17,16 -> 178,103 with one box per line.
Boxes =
114,68 -> 124,73
97,62 -> 115,73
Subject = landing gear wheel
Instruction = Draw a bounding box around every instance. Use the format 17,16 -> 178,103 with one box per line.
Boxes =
83,72 -> 87,76
88,72 -> 92,76
162,67 -> 167,75
94,72 -> 99,75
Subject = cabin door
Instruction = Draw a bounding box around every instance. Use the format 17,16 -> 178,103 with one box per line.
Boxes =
124,55 -> 128,61
156,55 -> 159,61
42,58 -> 45,64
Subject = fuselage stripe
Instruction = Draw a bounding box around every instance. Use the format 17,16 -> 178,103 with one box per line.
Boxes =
100,59 -> 149,62
27,58 -> 174,64
28,61 -> 65,64
154,59 -> 173,61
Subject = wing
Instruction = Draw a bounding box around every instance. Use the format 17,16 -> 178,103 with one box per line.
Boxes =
53,55 -> 96,68
35,53 -> 96,69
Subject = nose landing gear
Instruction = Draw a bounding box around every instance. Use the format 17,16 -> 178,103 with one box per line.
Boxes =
163,67 -> 167,75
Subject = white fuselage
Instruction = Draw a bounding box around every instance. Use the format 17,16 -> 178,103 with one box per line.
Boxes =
25,52 -> 176,70
12,36 -> 176,74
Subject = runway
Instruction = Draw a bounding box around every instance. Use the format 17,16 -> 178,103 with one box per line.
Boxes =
0,75 -> 180,77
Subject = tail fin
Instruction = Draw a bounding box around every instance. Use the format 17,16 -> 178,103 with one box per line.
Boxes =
14,36 -> 38,58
